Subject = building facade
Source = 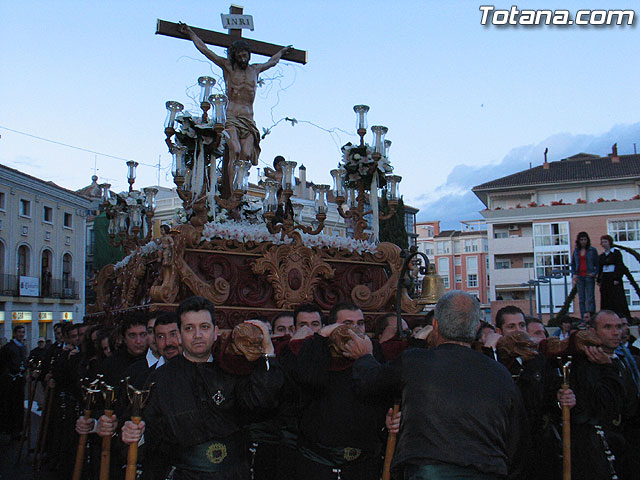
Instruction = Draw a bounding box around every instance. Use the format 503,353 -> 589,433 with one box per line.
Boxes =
473,151 -> 640,321
416,220 -> 440,265
432,222 -> 490,316
0,164 -> 91,347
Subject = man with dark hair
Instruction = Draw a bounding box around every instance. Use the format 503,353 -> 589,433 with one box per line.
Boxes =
272,311 -> 295,338
327,301 -> 365,333
495,305 -> 526,335
80,311 -> 184,480
293,303 -> 323,333
121,296 -> 283,479
570,310 -> 638,479
49,322 -> 84,477
290,302 -> 388,480
347,291 -> 529,479
525,317 -> 548,344
491,305 -> 575,479
154,311 -> 182,361
0,324 -> 27,439
99,314 -> 148,385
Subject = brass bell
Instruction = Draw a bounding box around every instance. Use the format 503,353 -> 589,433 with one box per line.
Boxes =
418,263 -> 446,305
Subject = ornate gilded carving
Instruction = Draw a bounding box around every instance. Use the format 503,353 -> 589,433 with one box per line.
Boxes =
349,242 -> 422,313
150,234 -> 180,304
252,243 -> 334,309
92,264 -> 116,312
150,229 -> 230,305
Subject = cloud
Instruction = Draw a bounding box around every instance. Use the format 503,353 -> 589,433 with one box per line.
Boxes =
414,122 -> 640,229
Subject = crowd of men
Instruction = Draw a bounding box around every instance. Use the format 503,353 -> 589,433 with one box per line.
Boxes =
1,292 -> 639,480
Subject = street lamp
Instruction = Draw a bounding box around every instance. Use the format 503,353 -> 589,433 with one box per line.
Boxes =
521,279 -> 538,316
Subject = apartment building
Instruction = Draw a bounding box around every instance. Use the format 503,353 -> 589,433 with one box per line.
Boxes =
433,222 -> 489,313
416,221 -> 440,265
473,150 -> 640,320
0,164 -> 91,347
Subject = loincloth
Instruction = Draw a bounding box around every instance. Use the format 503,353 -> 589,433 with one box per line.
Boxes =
225,116 -> 261,165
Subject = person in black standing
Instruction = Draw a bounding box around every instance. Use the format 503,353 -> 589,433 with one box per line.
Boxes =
570,310 -> 638,480
597,234 -> 631,320
0,324 -> 28,439
346,291 -> 530,479
99,315 -> 148,385
291,302 -> 389,480
121,296 -> 284,480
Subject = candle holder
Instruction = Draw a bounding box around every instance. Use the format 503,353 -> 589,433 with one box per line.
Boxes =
164,101 -> 184,142
335,107 -> 401,241
198,76 -> 216,123
102,163 -> 158,254
126,161 -> 138,193
353,105 -> 370,146
209,94 -> 228,130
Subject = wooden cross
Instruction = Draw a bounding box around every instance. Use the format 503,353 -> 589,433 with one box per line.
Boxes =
156,5 -> 307,64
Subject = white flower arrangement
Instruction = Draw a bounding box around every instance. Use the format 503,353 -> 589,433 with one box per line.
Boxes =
340,142 -> 392,189
114,239 -> 161,271
200,220 -> 377,254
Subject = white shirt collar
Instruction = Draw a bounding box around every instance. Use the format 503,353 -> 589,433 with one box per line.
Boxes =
146,348 -> 160,368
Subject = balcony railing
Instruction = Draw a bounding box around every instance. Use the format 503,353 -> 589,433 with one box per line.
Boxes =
0,274 -> 80,299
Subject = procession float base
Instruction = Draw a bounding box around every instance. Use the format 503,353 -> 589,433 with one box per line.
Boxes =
87,223 -> 428,331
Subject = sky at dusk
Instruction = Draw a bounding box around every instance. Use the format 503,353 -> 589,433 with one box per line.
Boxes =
1,1 -> 639,228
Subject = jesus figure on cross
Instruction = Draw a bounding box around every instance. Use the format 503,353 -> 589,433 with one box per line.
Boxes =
179,22 -> 291,173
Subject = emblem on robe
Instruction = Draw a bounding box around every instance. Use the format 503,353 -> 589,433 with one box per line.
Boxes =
213,389 -> 225,406
206,442 -> 228,464
343,447 -> 361,461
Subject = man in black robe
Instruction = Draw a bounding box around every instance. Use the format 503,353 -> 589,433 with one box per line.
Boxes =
99,314 -> 148,385
290,302 -> 389,480
493,305 -> 575,479
597,235 -> 631,319
121,296 -> 283,480
346,291 -> 530,479
570,310 -> 638,480
0,324 -> 27,439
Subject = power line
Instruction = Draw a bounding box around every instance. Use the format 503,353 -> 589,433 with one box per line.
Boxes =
0,125 -> 159,168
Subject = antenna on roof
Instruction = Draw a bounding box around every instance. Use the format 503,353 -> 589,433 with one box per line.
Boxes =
634,143 -> 637,155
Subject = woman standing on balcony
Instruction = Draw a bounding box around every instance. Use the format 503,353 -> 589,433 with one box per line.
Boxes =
571,231 -> 599,320
597,234 -> 631,319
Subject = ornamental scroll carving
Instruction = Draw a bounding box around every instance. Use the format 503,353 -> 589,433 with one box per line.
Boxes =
252,243 -> 334,310
92,264 -> 116,313
150,224 -> 230,305
350,242 -> 422,314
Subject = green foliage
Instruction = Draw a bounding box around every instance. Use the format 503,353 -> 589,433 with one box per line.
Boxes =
93,212 -> 125,271
379,193 -> 408,249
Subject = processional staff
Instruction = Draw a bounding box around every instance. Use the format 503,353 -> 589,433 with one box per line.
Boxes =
382,402 -> 400,480
124,378 -> 154,480
99,380 -> 117,480
16,359 -> 41,464
34,357 -> 56,471
72,378 -> 102,480
561,357 -> 572,480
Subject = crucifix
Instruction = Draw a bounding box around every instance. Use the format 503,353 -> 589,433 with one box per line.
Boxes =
156,6 -> 307,200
